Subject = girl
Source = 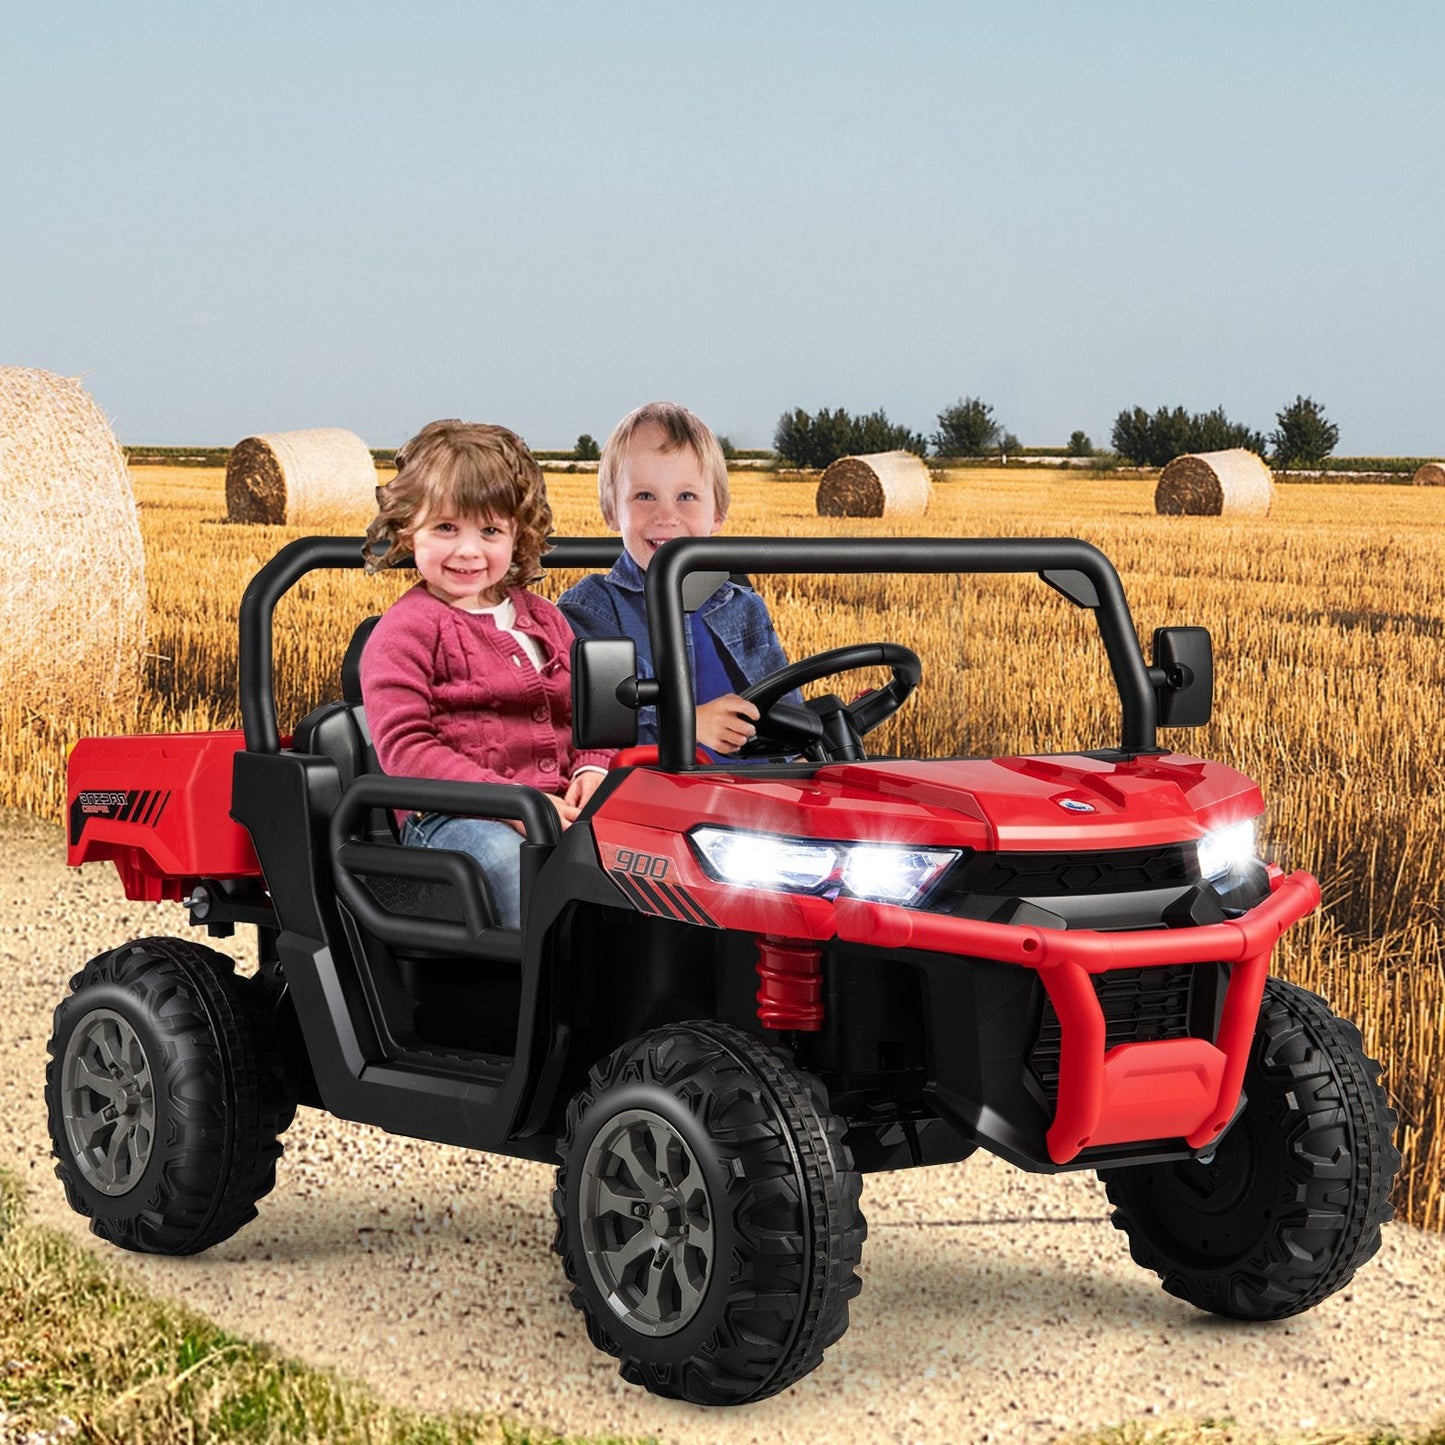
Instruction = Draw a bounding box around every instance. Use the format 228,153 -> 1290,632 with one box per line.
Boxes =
360,420 -> 613,927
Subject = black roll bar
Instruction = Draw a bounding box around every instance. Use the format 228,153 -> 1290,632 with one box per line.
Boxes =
238,535 -> 621,754
644,536 -> 1160,769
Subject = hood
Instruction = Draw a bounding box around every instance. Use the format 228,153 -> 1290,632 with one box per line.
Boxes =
605,752 -> 1266,853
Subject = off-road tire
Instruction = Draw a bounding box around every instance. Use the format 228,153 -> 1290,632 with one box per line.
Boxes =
1100,976 -> 1400,1319
552,1021 -> 866,1404
45,936 -> 295,1255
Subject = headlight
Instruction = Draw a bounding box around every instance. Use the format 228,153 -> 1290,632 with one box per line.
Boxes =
1197,818 -> 1259,879
690,827 -> 959,907
690,828 -> 839,893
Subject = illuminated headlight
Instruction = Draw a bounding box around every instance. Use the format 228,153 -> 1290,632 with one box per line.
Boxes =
1197,819 -> 1259,879
690,828 -> 839,892
841,845 -> 958,905
690,828 -> 959,907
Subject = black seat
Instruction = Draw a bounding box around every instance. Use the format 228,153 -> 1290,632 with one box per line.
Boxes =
298,615 -> 522,961
294,616 -> 389,835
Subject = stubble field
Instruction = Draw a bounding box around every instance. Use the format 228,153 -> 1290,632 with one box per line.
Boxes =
6,464 -> 1443,1230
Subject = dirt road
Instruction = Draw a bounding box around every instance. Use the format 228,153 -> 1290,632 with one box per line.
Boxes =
3,809 -> 1441,1444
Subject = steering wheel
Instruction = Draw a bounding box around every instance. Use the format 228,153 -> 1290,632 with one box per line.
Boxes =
735,642 -> 922,761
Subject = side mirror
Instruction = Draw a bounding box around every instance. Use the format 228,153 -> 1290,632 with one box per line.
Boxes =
1151,626 -> 1213,727
572,638 -> 643,749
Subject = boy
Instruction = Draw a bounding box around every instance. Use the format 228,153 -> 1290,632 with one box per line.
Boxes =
558,401 -> 795,754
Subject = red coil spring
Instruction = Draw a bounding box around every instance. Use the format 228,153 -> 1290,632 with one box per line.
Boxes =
755,934 -> 823,1031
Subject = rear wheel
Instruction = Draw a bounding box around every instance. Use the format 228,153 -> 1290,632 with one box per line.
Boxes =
1100,977 -> 1399,1319
45,937 -> 295,1255
553,1021 -> 865,1404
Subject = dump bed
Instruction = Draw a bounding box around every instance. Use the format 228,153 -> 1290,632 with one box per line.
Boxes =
67,731 -> 262,900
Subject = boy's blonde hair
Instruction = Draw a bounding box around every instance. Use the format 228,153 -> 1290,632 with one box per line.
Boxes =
597,401 -> 729,528
364,420 -> 553,585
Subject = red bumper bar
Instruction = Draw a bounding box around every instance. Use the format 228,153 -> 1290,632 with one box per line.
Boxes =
833,869 -> 1320,1164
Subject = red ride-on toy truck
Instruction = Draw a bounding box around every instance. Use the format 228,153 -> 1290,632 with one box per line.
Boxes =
56,533 -> 1398,1405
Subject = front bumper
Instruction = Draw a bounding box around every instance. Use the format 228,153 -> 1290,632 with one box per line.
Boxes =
832,868 -> 1321,1164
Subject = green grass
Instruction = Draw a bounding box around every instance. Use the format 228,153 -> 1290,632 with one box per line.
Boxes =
0,1171 -> 648,1445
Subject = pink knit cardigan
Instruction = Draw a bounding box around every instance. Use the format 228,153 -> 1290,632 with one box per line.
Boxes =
359,582 -> 614,793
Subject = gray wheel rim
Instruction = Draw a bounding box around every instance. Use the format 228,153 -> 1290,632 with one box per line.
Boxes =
579,1106 -> 716,1337
59,1007 -> 157,1196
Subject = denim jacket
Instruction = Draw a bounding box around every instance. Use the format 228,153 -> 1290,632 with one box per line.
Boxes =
558,550 -> 796,745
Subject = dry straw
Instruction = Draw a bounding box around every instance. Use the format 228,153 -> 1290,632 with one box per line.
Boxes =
1155,448 -> 1274,517
817,450 -> 931,518
0,366 -> 146,716
1411,461 -> 1445,486
226,427 -> 377,525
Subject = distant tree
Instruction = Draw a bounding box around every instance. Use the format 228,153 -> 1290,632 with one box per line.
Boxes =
717,434 -> 737,460
850,408 -> 928,457
932,396 -> 1000,456
1067,430 -> 1093,457
998,430 -> 1021,456
1110,404 -> 1265,467
1110,407 -> 1153,465
809,407 -> 856,467
774,408 -> 812,467
1193,405 -> 1267,456
1270,395 -> 1339,468
573,433 -> 600,461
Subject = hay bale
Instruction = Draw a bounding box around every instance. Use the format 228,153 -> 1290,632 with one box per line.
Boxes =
1155,448 -> 1274,517
226,427 -> 377,524
1411,461 -> 1445,486
0,366 -> 146,714
817,450 -> 931,518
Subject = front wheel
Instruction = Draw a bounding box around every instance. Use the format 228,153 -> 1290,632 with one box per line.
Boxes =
552,1021 -> 865,1404
1100,977 -> 1400,1319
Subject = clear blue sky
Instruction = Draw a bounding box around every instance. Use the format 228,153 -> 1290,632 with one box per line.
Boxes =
3,2 -> 1442,453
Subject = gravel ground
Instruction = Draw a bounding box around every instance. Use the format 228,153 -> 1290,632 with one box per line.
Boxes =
3,807 -> 1443,1445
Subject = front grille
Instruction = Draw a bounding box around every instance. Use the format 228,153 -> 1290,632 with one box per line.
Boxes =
1028,964 -> 1196,1096
932,843 -> 1197,910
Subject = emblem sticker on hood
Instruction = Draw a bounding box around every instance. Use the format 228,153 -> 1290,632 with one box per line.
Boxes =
1057,797 -> 1096,813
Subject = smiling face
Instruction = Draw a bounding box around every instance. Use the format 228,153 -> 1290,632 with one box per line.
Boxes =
612,422 -> 725,571
409,510 -> 517,609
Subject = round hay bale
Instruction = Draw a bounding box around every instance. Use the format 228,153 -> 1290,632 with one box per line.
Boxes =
226,427 -> 377,525
816,450 -> 930,518
1155,448 -> 1274,517
0,366 -> 146,714
1411,461 -> 1445,486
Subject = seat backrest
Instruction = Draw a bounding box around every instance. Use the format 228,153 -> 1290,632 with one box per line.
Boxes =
294,617 -> 388,835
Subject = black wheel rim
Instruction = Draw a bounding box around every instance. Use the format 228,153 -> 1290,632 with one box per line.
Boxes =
59,1007 -> 157,1196
579,1107 -> 715,1337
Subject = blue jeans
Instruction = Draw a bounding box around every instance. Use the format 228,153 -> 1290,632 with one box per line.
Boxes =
400,812 -> 522,928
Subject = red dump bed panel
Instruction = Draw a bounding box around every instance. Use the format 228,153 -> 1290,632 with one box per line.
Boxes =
67,732 -> 262,901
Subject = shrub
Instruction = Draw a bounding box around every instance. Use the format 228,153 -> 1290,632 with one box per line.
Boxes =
573,433 -> 600,462
1067,430 -> 1094,457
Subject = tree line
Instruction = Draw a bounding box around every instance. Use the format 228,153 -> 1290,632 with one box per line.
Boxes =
569,394 -> 1342,470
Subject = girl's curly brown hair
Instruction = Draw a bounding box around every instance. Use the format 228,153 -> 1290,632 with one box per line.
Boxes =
364,420 -> 553,585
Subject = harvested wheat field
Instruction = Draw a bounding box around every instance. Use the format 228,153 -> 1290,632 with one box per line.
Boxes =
3,464 -> 1445,1443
